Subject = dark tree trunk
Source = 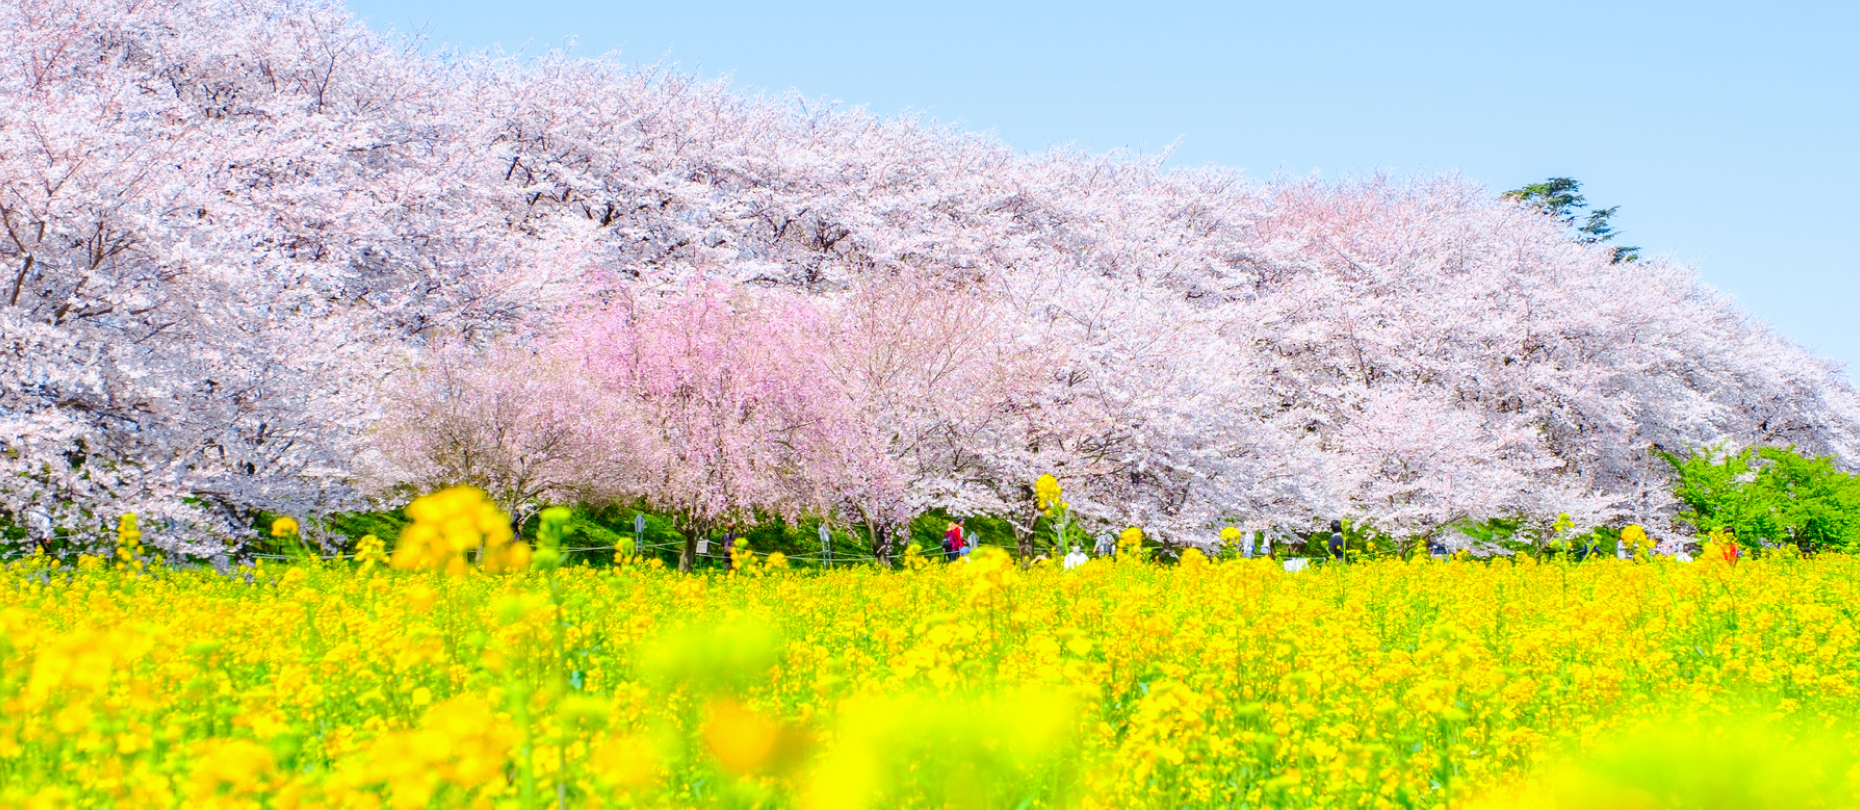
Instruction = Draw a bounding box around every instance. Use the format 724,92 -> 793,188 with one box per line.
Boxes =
883,522 -> 901,567
1013,481 -> 1037,566
679,514 -> 704,574
869,520 -> 893,568
857,504 -> 896,568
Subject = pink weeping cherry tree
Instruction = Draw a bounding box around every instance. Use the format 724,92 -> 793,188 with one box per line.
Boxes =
562,280 -> 868,572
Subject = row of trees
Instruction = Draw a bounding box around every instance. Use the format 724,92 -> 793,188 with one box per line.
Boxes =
377,278 -> 1036,570
2,0 -> 1857,557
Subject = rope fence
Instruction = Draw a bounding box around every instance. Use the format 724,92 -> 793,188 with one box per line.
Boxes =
5,534 -> 1629,567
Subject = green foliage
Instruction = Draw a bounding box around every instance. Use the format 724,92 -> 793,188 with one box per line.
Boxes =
544,504 -> 679,567
1658,442 -> 1860,553
552,508 -> 630,563
908,510 -> 1011,555
736,514 -> 870,566
1456,515 -> 1528,554
1542,516 -> 1620,561
1577,525 -> 1621,558
1033,512 -> 1074,557
1506,177 -> 1586,222
1329,518 -> 1395,560
526,506 -> 569,569
545,504 -> 875,569
324,509 -> 409,547
1453,515 -> 1618,561
1505,177 -> 1640,263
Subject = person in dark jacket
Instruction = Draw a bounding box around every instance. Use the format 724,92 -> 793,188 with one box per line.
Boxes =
1327,520 -> 1345,561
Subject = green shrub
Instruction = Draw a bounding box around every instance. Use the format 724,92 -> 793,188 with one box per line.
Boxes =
1658,443 -> 1860,553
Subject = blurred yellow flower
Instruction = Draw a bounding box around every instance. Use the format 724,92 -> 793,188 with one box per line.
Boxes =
391,486 -> 525,575
702,698 -> 810,775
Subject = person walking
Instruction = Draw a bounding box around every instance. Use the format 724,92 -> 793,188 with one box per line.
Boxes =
943,521 -> 963,562
957,517 -> 973,558
1327,520 -> 1346,561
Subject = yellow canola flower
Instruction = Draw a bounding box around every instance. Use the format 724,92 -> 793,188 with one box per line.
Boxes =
1620,524 -> 1652,559
961,546 -> 1019,606
730,537 -> 752,574
901,542 -> 929,569
115,513 -> 145,571
391,486 -> 526,575
1464,715 -> 1853,809
1218,526 -> 1242,556
328,694 -> 517,808
270,516 -> 299,538
1035,474 -> 1063,513
1118,526 -> 1144,559
352,534 -> 388,569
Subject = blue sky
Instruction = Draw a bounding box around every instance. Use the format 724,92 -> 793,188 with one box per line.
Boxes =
346,0 -> 1858,376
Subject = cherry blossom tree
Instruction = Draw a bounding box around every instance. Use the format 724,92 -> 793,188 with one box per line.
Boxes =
564,281 -> 854,572
817,274 -> 1052,562
371,341 -> 629,526
0,0 -> 579,553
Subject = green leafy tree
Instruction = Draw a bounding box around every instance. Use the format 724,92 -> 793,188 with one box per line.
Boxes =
1505,177 -> 1641,263
1657,443 -> 1860,553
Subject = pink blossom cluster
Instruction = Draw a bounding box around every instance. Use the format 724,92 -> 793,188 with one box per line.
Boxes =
2,0 -> 1855,556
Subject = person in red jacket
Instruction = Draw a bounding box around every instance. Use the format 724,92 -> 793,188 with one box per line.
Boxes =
943,521 -> 963,562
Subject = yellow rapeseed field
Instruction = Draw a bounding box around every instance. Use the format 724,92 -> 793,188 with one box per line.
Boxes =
4,490 -> 1859,809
